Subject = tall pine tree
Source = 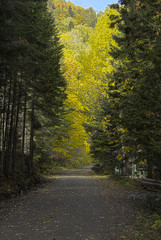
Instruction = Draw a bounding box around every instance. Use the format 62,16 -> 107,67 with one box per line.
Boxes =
0,0 -> 66,177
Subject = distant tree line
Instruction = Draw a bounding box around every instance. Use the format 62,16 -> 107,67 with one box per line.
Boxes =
0,0 -> 66,177
49,0 -> 98,31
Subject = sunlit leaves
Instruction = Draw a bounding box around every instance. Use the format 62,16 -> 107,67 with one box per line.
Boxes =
78,7 -> 120,115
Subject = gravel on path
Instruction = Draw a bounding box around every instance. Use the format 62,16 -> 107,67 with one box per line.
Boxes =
0,167 -> 136,240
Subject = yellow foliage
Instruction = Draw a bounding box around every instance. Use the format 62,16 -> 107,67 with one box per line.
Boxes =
56,2 -> 63,9
117,154 -> 123,161
60,34 -> 71,40
54,36 -> 91,164
52,3 -> 120,166
77,7 -> 120,115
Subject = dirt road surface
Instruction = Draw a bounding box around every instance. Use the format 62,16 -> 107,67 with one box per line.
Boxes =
0,167 -> 136,240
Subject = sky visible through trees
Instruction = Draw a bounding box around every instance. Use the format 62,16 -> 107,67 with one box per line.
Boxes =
0,0 -> 161,184
0,2 -> 161,238
66,0 -> 118,11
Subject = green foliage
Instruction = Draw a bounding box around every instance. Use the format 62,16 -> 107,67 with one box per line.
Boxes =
122,211 -> 161,240
0,0 -> 66,178
109,0 -> 161,177
88,0 -> 161,178
153,215 -> 161,229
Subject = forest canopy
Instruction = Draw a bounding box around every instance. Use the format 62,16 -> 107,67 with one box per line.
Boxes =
0,0 -> 161,181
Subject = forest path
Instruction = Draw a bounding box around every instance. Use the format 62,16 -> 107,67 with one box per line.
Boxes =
0,167 -> 136,240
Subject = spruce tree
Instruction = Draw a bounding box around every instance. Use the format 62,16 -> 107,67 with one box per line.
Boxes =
0,0 -> 66,177
109,0 -> 161,178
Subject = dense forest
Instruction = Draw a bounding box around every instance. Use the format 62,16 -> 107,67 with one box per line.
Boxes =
0,0 -> 66,179
0,0 -> 161,182
88,0 -> 161,179
48,0 -> 98,168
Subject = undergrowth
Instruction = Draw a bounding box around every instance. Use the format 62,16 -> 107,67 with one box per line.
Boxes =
121,211 -> 161,240
93,167 -> 161,240
111,175 -> 141,189
0,171 -> 44,199
109,175 -> 161,240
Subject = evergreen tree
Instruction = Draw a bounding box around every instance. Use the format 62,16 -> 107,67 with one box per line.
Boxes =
0,0 -> 66,177
108,0 -> 161,177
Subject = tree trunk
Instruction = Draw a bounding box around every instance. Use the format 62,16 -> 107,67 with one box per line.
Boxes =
21,93 -> 27,170
147,158 -> 153,179
29,95 -> 35,175
0,79 -> 7,176
10,77 -> 22,173
7,75 -> 17,177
